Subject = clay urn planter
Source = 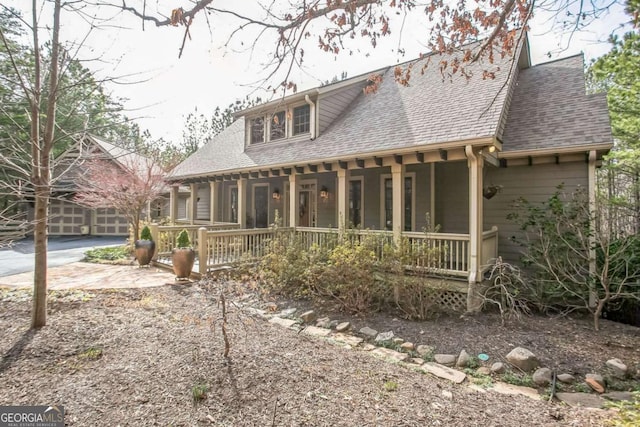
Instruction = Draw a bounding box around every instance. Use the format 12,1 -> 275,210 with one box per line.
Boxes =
134,225 -> 156,267
172,229 -> 195,281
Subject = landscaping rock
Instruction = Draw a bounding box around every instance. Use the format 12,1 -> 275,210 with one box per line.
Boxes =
410,358 -> 425,366
603,391 -> 635,402
456,350 -> 471,368
362,344 -> 376,351
441,390 -> 453,400
359,327 -> 378,339
557,373 -> 575,384
556,392 -> 604,409
335,322 -> 351,332
316,317 -> 331,328
492,382 -> 540,400
416,345 -> 434,357
300,310 -> 316,324
375,331 -> 395,343
400,342 -> 415,352
269,317 -> 297,328
434,354 -> 457,366
328,320 -> 339,329
371,347 -> 409,363
278,308 -> 297,317
532,368 -> 553,387
585,373 -> 606,393
302,326 -> 332,337
490,362 -> 506,374
606,358 -> 628,378
421,362 -> 466,384
332,333 -> 364,348
505,347 -> 539,372
393,337 -> 404,345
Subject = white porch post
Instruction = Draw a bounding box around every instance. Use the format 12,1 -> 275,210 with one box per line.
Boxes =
465,145 -> 484,313
289,173 -> 298,228
337,168 -> 350,231
189,183 -> 198,225
169,185 -> 179,222
391,163 -> 405,244
237,178 -> 247,228
430,163 -> 436,229
209,181 -> 218,224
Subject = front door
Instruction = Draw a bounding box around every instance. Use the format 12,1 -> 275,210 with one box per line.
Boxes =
254,186 -> 269,228
299,191 -> 311,227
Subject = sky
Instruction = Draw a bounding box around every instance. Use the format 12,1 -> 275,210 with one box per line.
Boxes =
6,1 -> 632,145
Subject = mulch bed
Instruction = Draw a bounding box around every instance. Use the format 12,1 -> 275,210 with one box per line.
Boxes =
0,280 -> 636,426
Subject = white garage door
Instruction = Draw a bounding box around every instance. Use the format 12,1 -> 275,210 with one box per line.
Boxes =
49,200 -> 86,235
93,208 -> 129,235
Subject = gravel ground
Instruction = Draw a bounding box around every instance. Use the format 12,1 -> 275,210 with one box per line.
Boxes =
0,281 -> 632,426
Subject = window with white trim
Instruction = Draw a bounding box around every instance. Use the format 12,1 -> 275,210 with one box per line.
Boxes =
250,117 -> 264,144
292,104 -> 310,135
270,111 -> 286,141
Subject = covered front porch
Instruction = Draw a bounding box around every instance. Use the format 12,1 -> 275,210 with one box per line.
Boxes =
161,144 -> 501,311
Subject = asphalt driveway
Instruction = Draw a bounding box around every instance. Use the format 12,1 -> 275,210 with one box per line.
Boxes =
0,236 -> 126,277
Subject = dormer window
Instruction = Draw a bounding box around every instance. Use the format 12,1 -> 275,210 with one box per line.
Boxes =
250,117 -> 264,144
270,111 -> 286,141
247,102 -> 312,145
293,105 -> 310,135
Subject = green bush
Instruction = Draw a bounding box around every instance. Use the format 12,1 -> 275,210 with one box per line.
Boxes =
84,246 -> 130,263
257,229 -> 314,297
140,225 -> 153,241
311,234 -> 390,314
176,229 -> 191,248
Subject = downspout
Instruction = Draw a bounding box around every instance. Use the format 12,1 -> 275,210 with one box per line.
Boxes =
588,150 -> 597,308
304,95 -> 316,140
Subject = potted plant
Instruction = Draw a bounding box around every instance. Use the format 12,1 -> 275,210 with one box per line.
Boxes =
172,229 -> 195,280
134,225 -> 156,267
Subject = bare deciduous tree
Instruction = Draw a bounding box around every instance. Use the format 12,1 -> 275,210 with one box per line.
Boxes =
74,152 -> 166,242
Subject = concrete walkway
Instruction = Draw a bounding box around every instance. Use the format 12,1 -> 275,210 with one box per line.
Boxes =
0,262 -> 175,290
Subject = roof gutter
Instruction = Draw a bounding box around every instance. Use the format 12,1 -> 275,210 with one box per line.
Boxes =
497,143 -> 613,159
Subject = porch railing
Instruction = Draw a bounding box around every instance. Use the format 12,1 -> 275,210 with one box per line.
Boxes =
150,222 -> 240,264
153,224 -> 499,280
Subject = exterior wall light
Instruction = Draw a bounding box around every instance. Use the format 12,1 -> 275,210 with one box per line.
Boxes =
320,186 -> 329,200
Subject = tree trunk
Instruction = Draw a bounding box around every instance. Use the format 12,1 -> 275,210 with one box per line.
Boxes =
31,181 -> 49,328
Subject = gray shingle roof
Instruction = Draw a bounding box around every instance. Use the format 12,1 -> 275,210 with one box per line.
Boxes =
169,41 -> 612,180
502,54 -> 612,152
